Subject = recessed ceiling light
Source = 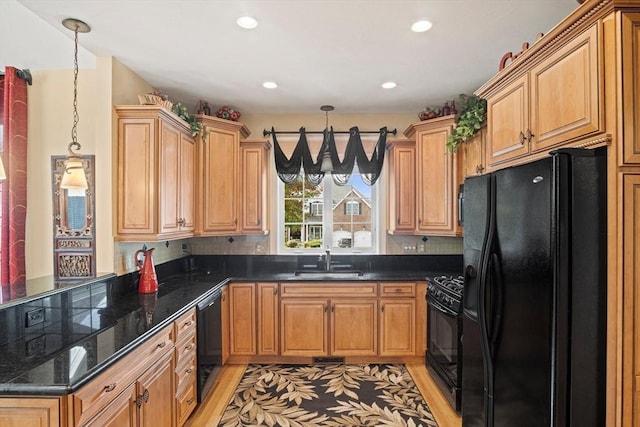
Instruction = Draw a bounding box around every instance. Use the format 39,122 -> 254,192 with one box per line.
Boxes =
411,20 -> 432,33
263,81 -> 278,89
237,16 -> 258,29
382,81 -> 397,89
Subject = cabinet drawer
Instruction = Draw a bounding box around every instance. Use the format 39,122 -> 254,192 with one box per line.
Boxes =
176,379 -> 197,427
280,282 -> 377,298
73,324 -> 173,426
175,356 -> 196,395
175,332 -> 196,365
174,309 -> 196,343
379,282 -> 416,297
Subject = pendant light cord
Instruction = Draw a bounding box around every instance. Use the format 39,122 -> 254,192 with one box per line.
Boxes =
70,25 -> 80,152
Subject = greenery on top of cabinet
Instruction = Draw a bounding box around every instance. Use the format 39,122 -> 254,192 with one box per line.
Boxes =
446,94 -> 487,154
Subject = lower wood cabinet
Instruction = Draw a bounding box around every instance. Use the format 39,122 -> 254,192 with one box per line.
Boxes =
379,299 -> 415,355
0,397 -> 64,427
228,283 -> 256,355
228,281 -> 426,362
330,299 -> 378,356
257,283 -> 279,355
281,298 -> 328,356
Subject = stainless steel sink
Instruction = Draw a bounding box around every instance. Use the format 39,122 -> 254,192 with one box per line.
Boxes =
292,270 -> 364,279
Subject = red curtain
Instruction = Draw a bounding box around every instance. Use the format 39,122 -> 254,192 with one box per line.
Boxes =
0,66 -> 28,290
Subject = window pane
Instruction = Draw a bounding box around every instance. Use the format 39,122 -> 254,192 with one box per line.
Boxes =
279,162 -> 377,253
283,175 -> 323,249
331,171 -> 374,251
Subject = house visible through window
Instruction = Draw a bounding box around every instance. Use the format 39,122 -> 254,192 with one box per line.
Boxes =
281,165 -> 377,252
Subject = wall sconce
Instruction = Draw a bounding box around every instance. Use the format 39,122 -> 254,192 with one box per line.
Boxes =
60,18 -> 90,190
320,105 -> 334,173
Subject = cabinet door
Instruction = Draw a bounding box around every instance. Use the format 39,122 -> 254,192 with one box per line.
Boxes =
486,75 -> 530,167
229,283 -> 256,355
0,398 -> 61,427
416,121 -> 460,235
117,117 -> 156,235
622,13 -> 640,165
281,298 -> 328,356
137,352 -> 175,427
200,126 -> 239,233
87,384 -> 137,427
387,140 -> 416,234
461,127 -> 486,178
530,23 -> 601,152
379,299 -> 416,355
330,299 -> 378,356
257,283 -> 279,355
179,133 -> 195,231
221,286 -> 230,364
240,142 -> 268,233
159,121 -> 181,235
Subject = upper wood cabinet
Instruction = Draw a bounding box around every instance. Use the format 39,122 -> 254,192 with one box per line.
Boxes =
460,126 -> 487,179
481,23 -> 603,169
196,116 -> 250,235
387,139 -> 416,234
240,139 -> 271,234
195,116 -> 269,236
404,116 -> 463,237
115,106 -> 195,241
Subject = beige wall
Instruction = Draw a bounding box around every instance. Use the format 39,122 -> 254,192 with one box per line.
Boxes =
26,68 -> 97,278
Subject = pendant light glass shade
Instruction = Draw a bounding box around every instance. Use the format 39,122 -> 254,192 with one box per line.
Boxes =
60,156 -> 87,189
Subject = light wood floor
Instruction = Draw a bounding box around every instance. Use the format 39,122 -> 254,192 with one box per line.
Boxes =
185,364 -> 462,427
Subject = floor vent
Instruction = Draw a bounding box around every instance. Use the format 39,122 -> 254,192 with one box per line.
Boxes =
312,356 -> 345,364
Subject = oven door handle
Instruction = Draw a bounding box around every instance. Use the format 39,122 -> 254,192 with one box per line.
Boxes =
428,298 -> 458,317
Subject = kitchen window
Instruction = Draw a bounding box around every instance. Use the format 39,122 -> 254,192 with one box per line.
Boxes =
279,167 -> 378,253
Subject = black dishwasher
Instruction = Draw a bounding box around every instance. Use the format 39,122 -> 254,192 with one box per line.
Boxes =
196,289 -> 222,402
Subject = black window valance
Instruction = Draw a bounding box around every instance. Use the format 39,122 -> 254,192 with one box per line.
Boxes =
272,126 -> 388,186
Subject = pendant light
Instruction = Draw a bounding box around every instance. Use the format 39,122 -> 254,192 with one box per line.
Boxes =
60,18 -> 90,190
320,105 -> 334,173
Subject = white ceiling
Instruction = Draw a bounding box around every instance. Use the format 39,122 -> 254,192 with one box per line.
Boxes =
4,0 -> 579,114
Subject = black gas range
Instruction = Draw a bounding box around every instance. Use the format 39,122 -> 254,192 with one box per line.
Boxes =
426,275 -> 464,413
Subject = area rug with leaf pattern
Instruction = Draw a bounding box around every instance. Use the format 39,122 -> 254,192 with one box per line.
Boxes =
219,364 -> 439,427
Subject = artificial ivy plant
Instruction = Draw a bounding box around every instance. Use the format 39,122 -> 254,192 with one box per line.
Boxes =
446,94 -> 487,153
172,102 -> 205,138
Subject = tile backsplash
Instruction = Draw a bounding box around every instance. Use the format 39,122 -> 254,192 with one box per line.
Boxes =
114,234 -> 461,275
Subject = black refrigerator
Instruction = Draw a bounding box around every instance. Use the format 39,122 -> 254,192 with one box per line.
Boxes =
461,148 -> 607,427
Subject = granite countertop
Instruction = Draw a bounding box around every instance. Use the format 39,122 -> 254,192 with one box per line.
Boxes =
0,268 -> 450,396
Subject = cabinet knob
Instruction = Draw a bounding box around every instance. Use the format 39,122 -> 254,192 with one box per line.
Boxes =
519,131 -> 526,145
525,128 -> 534,142
157,341 -> 167,349
186,368 -> 193,374
187,398 -> 195,405
394,288 -> 402,293
185,344 -> 193,351
381,304 -> 385,313
184,320 -> 193,327
274,287 -> 278,295
476,165 -> 484,174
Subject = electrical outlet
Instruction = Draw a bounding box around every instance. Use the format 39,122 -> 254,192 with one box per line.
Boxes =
25,308 -> 45,327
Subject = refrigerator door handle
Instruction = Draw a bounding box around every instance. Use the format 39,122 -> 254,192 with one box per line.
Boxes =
488,252 -> 504,358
